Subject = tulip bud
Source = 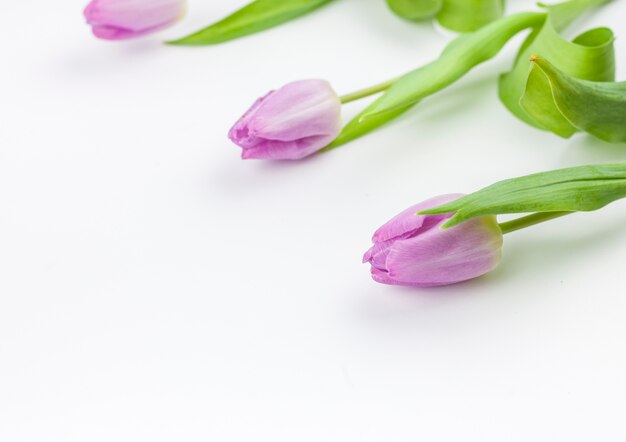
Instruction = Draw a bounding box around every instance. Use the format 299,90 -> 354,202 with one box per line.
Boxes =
228,80 -> 342,160
84,0 -> 187,40
363,194 -> 503,287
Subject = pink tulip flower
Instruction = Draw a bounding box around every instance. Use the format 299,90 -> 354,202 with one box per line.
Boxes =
84,0 -> 187,40
363,194 -> 503,287
228,80 -> 342,160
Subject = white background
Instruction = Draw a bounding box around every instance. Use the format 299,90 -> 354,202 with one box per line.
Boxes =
2,0 -> 626,440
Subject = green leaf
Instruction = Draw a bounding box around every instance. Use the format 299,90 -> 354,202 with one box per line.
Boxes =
437,0 -> 505,33
521,56 -> 626,142
386,0 -> 443,21
386,0 -> 504,32
499,1 -> 615,130
168,0 -> 336,46
325,11 -> 545,149
364,11 -> 544,118
322,101 -> 412,151
326,0 -> 612,151
420,163 -> 626,228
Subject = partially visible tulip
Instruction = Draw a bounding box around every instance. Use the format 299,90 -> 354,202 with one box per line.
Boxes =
84,0 -> 187,40
228,80 -> 342,160
363,194 -> 503,287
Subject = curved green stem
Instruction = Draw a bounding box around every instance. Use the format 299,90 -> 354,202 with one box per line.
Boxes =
498,211 -> 573,234
339,78 -> 398,104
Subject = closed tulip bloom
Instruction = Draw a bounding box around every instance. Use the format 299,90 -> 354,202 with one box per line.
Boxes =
229,80 -> 342,160
363,194 -> 503,287
84,0 -> 187,40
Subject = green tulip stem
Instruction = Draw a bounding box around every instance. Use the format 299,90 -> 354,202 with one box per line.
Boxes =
498,211 -> 573,234
339,78 -> 398,104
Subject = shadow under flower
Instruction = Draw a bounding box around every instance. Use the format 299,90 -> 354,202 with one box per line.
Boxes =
488,213 -> 626,286
56,38 -> 169,80
206,148 -> 330,196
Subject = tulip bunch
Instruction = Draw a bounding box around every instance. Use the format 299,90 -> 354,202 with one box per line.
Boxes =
228,0 -> 624,160
82,0 -> 626,288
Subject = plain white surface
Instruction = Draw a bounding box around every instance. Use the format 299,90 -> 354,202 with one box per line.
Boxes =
2,1 -> 626,441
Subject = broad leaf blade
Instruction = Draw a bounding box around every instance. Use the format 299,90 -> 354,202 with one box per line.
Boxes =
169,0 -> 336,46
420,164 -> 626,228
498,4 -> 615,129
522,56 -> 626,143
322,100 -> 412,151
519,58 -> 578,138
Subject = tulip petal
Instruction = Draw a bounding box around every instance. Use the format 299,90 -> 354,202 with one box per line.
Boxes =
386,216 -> 503,287
363,239 -> 396,270
228,92 -> 276,148
249,80 -> 342,141
371,267 -> 405,286
90,23 -> 166,40
239,135 -> 335,160
84,0 -> 186,40
372,194 -> 463,243
228,79 -> 342,160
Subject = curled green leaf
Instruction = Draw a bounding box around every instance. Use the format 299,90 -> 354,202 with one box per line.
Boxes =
421,163 -> 626,228
521,56 -> 626,142
499,1 -> 615,130
168,0 -> 336,46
